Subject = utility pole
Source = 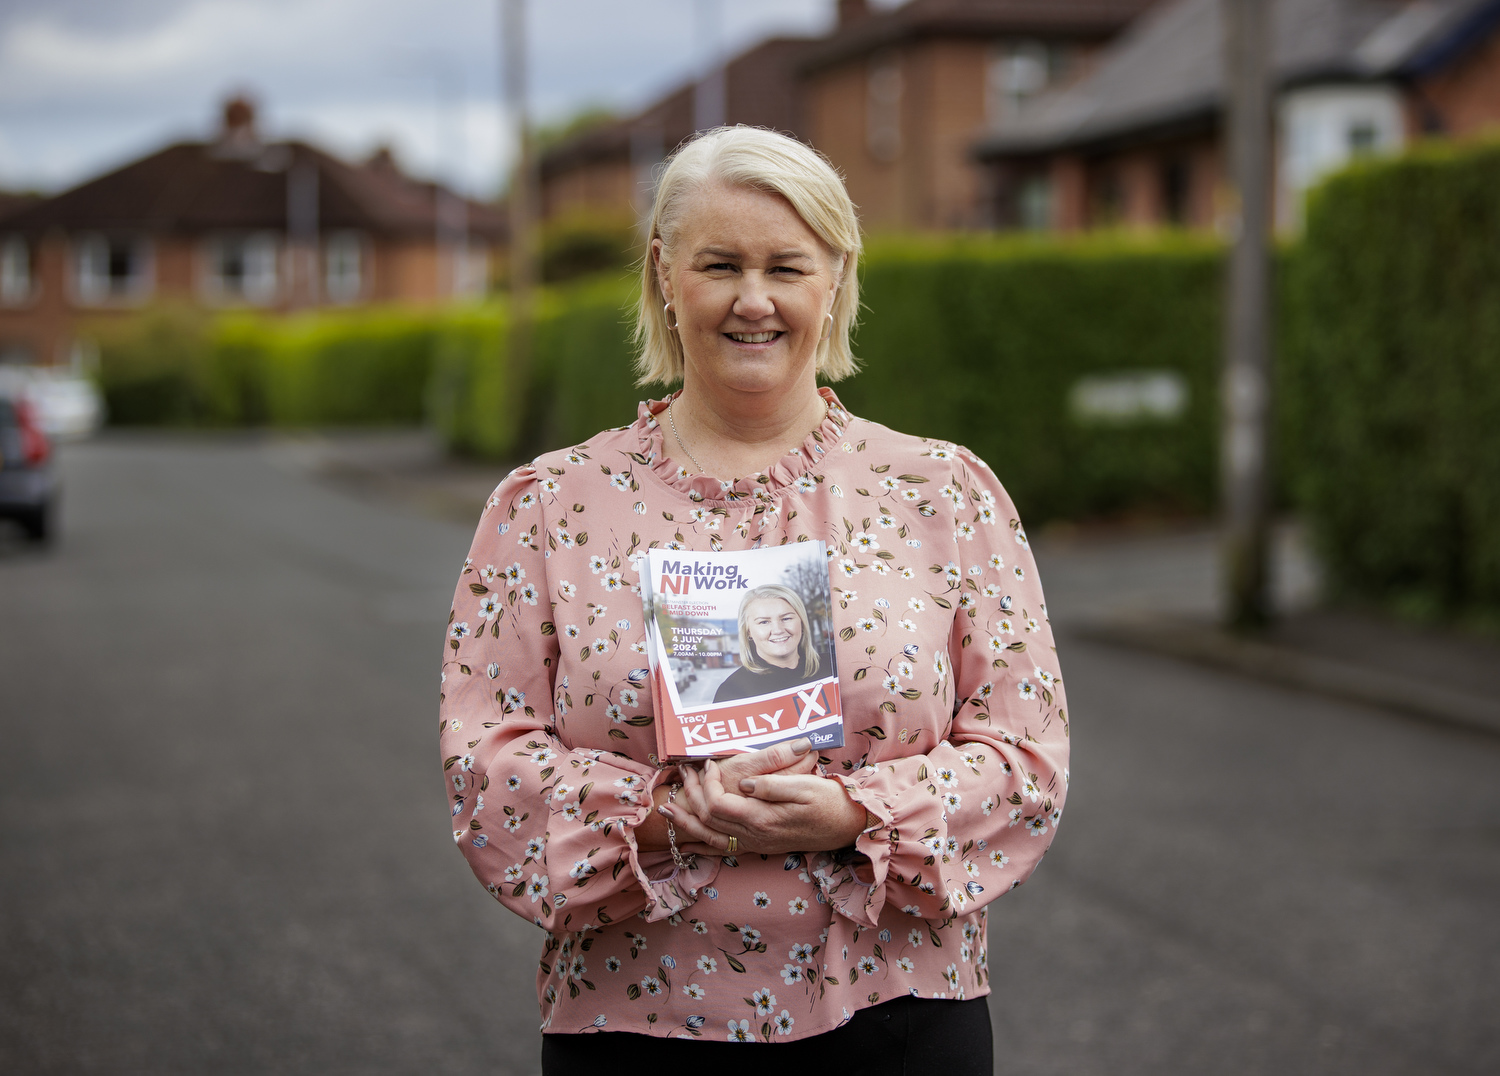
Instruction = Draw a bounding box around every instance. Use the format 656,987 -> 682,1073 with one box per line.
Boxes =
1221,0 -> 1274,630
503,0 -> 536,373
693,0 -> 726,131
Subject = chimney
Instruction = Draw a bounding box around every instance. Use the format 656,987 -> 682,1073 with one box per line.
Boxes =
838,0 -> 871,28
215,95 -> 262,158
365,144 -> 400,174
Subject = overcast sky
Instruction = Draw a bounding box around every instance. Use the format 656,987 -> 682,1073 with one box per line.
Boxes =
0,0 -> 905,198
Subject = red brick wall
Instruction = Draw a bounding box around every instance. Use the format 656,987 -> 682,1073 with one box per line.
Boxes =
542,158 -> 635,222
805,38 -> 993,232
0,230 -> 498,366
1418,26 -> 1500,139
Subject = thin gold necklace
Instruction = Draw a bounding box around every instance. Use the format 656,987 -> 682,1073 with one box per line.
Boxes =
667,397 -> 829,477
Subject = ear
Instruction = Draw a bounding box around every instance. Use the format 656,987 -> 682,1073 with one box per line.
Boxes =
652,238 -> 673,304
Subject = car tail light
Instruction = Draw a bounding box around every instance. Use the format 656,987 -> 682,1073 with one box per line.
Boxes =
15,398 -> 50,466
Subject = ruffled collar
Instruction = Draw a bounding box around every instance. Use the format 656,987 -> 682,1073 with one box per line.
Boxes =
634,386 -> 851,505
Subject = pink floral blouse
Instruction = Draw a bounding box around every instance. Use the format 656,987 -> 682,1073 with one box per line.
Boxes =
439,388 -> 1069,1043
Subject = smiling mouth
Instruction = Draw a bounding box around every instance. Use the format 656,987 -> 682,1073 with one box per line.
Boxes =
726,331 -> 783,344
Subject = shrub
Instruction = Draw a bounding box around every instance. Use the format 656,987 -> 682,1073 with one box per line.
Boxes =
838,235 -> 1224,523
91,305 -> 216,425
540,212 -> 641,284
1284,138 -> 1500,616
541,274 -> 642,444
94,305 -> 444,429
427,306 -> 513,458
261,308 -> 438,425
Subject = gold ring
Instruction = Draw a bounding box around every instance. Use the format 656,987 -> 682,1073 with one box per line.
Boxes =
726,836 -> 738,854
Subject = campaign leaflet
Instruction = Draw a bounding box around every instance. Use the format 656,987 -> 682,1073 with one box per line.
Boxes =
641,541 -> 844,760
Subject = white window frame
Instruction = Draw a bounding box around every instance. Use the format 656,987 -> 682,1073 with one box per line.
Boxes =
1278,83 -> 1406,231
324,231 -> 366,304
0,235 -> 35,306
201,232 -> 281,306
986,40 -> 1067,127
72,233 -> 153,306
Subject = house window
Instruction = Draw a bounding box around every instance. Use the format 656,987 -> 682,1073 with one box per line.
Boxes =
986,40 -> 1067,124
1,236 -> 33,305
324,232 -> 365,304
1347,121 -> 1379,156
867,51 -> 903,163
1160,157 -> 1192,226
1091,167 -> 1126,227
1017,175 -> 1053,231
203,232 -> 279,305
1278,84 -> 1405,231
73,234 -> 152,305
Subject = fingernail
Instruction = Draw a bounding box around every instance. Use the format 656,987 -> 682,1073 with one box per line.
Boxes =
792,738 -> 811,755
658,805 -> 673,818
739,778 -> 756,793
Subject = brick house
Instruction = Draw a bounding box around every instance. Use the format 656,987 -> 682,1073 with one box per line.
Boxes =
972,0 -> 1500,232
798,0 -> 1160,230
0,98 -> 506,367
537,0 -> 1161,232
539,34 -> 820,226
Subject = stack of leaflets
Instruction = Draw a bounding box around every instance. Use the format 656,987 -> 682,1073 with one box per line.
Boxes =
641,542 -> 844,760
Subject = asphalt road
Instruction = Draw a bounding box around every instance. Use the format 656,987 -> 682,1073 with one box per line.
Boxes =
2,435 -> 1496,1075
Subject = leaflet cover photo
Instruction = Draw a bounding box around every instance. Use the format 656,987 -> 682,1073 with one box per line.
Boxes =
641,541 -> 843,760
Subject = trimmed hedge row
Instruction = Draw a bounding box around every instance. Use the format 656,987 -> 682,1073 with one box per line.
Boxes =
1284,138 -> 1500,617
843,236 -> 1224,523
93,243 -> 1233,529
502,238 -> 1228,526
95,305 -> 443,428
89,137 -> 1500,618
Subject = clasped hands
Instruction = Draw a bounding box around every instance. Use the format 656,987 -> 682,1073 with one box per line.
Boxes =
636,738 -> 869,858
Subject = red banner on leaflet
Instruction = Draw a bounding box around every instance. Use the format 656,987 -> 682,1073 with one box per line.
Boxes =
651,666 -> 844,759
641,542 -> 844,760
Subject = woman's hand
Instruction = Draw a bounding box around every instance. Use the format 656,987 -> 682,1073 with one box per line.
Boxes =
679,758 -> 869,856
641,738 -> 821,855
710,736 -> 819,788
633,780 -> 728,858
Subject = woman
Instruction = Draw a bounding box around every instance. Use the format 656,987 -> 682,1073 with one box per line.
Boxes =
712,584 -> 823,704
440,127 -> 1069,1074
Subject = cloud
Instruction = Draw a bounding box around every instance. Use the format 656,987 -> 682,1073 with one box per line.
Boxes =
0,0 -> 848,193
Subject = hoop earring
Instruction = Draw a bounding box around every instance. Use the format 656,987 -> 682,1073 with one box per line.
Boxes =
663,302 -> 678,331
819,311 -> 833,344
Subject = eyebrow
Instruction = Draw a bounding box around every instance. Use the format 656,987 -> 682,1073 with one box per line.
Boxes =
695,246 -> 814,262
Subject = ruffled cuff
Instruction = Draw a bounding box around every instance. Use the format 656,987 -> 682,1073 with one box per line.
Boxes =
621,768 -> 722,923
814,764 -> 893,928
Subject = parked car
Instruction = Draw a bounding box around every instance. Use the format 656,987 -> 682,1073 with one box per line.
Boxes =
0,390 -> 55,542
0,365 -> 105,441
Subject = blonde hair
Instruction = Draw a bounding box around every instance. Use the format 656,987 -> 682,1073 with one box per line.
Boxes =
635,126 -> 862,386
737,584 -> 821,677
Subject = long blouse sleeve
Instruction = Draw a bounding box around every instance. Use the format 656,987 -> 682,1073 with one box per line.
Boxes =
439,466 -> 718,934
813,450 -> 1069,929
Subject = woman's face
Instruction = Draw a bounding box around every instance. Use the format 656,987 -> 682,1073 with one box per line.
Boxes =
744,597 -> 803,670
654,182 -> 843,399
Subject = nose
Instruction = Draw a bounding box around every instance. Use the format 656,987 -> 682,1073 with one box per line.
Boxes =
731,270 -> 776,322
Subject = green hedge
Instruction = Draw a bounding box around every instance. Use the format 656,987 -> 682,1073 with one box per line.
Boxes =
1284,138 -> 1500,617
841,236 -> 1224,522
86,137 -> 1500,621
96,306 -> 446,428
479,242 -> 1229,530
93,246 -> 1230,528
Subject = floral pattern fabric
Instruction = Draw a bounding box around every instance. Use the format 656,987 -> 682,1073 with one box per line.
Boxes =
439,388 -> 1069,1043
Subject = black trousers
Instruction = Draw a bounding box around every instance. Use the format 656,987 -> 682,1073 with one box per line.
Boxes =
541,994 -> 993,1075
